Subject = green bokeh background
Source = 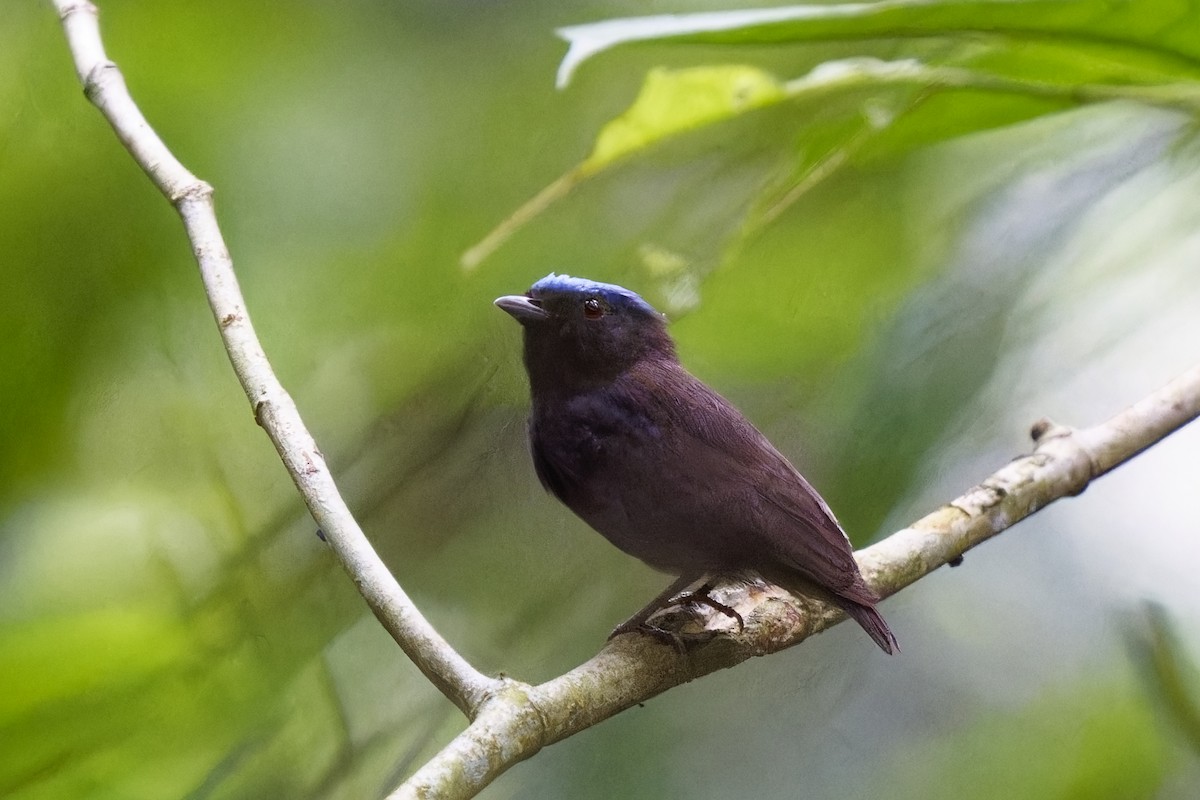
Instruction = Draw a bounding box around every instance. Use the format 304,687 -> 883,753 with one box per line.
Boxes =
4,1 -> 1200,798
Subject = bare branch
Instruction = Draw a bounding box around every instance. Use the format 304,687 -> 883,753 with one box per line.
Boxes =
394,365 -> 1200,799
49,0 -> 501,716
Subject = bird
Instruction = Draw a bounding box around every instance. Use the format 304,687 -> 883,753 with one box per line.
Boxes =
494,273 -> 897,654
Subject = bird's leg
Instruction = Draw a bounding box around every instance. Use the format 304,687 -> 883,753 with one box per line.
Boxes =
608,573 -> 702,640
681,581 -> 744,632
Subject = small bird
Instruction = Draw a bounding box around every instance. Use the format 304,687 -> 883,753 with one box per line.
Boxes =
495,274 -> 897,654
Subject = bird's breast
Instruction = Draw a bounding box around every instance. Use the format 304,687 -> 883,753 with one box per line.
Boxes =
536,387 -> 663,450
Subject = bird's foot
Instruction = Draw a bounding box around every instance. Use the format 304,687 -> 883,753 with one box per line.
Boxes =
614,623 -> 715,652
607,577 -> 742,648
681,584 -> 744,632
608,618 -> 642,640
638,623 -> 688,653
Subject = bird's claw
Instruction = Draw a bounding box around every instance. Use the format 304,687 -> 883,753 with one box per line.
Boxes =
608,591 -> 740,651
608,619 -> 687,650
681,587 -> 744,632
638,623 -> 688,653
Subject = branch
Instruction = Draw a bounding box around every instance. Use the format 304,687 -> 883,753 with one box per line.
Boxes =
393,365 -> 1200,799
49,0 -> 500,716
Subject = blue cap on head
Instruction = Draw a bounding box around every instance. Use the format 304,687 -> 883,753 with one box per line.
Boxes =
530,273 -> 660,316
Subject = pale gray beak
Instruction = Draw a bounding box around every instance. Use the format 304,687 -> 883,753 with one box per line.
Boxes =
494,294 -> 548,323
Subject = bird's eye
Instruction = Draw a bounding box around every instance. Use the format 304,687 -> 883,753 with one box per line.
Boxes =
582,297 -> 605,319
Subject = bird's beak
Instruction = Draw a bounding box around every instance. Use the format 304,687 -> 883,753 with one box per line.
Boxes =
494,294 -> 548,322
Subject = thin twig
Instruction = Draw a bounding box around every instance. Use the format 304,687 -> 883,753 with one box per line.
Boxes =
50,0 -> 500,716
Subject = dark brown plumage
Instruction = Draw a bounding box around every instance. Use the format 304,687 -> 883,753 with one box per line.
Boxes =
495,274 -> 897,653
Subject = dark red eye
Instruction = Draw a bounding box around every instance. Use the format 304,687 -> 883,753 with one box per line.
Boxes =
582,297 -> 605,319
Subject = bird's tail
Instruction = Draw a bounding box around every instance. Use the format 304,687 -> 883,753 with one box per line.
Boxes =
839,599 -> 899,655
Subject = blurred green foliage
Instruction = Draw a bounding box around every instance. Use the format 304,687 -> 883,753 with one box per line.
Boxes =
3,1 -> 1200,798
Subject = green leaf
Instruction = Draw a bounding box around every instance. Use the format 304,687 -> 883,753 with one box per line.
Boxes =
465,49 -> 1200,268
462,64 -> 787,269
465,0 -> 1200,269
556,0 -> 1200,87
585,65 -> 786,168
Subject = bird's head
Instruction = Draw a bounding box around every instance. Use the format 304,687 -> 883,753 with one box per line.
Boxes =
495,273 -> 675,392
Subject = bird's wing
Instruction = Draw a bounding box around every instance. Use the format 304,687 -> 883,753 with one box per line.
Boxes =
749,458 -> 868,595
649,362 -> 869,596
530,431 -> 574,501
